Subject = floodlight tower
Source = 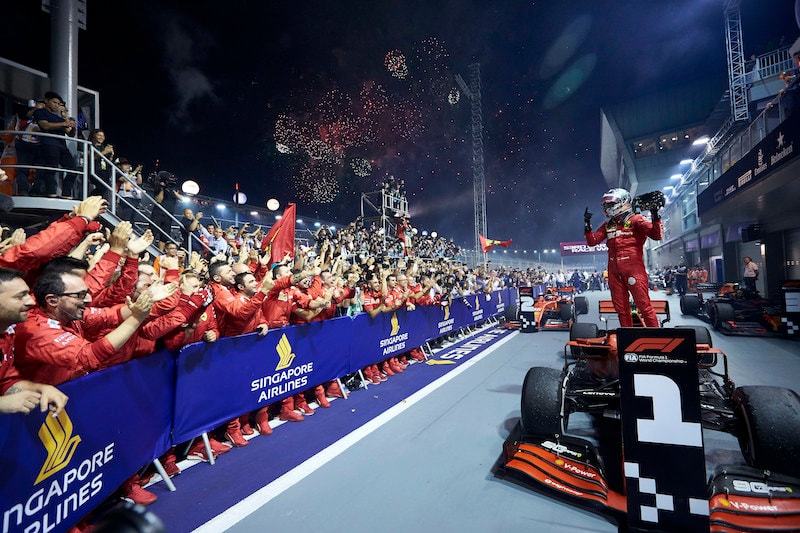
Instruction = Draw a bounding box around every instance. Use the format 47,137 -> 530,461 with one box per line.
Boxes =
455,64 -> 488,263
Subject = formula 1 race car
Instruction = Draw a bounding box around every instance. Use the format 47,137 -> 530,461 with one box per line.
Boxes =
522,286 -> 589,332
680,281 -> 800,337
498,299 -> 800,531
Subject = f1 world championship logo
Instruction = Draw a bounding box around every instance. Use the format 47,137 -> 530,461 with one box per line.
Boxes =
35,409 -> 82,485
275,333 -> 296,370
625,338 -> 683,353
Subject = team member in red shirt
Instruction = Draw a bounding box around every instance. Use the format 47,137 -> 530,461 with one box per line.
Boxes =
14,272 -> 154,386
206,260 -> 276,446
362,269 -> 394,385
0,268 -> 67,416
259,262 -> 321,423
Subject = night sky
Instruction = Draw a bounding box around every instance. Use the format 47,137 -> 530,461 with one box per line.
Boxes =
2,1 -> 798,251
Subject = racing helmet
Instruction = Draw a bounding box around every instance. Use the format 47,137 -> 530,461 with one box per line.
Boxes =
601,188 -> 632,218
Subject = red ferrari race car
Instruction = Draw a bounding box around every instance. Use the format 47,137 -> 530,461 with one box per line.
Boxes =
680,281 -> 800,338
514,286 -> 589,332
498,299 -> 800,531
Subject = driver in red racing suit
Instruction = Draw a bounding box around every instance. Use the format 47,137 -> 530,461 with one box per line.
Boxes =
584,188 -> 663,327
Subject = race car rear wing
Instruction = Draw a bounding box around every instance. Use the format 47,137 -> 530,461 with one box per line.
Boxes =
598,299 -> 671,327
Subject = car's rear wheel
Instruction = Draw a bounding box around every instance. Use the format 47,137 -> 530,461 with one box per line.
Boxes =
559,302 -> 574,321
680,294 -> 700,315
574,296 -> 589,316
569,322 -> 600,357
521,367 -> 563,437
710,302 -> 735,329
674,325 -> 712,347
733,386 -> 800,479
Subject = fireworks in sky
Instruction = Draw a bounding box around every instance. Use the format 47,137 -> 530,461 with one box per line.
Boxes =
274,37 -> 458,203
384,50 -> 408,79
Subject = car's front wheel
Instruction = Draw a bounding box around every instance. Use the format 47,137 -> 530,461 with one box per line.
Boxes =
680,293 -> 700,315
520,367 -> 564,437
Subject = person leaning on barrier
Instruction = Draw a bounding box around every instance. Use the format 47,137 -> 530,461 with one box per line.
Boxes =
12,271 -> 154,386
0,268 -> 68,416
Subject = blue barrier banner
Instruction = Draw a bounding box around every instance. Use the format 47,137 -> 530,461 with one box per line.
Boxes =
349,308 -> 434,370
429,300 -> 462,340
172,318 -> 350,444
0,351 -> 174,533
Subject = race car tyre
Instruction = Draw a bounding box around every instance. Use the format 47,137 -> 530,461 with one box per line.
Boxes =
710,302 -> 735,330
559,302 -> 574,322
520,367 -> 563,437
732,386 -> 800,479
674,325 -> 712,347
574,296 -> 589,316
680,294 -> 700,315
504,303 -> 518,322
569,322 -> 600,357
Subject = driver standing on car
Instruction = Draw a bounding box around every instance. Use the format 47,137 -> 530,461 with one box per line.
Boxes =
584,188 -> 663,327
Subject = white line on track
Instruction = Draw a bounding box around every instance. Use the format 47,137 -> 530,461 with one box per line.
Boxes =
194,329 -> 518,532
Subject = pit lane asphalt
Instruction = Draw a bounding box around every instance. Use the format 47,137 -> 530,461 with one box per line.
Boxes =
201,289 -> 800,533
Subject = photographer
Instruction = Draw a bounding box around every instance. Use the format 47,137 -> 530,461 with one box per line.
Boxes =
149,171 -> 182,251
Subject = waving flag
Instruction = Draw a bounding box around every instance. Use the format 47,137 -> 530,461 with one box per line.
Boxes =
479,234 -> 512,253
261,203 -> 296,262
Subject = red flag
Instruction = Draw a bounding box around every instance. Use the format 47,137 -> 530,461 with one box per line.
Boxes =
261,203 -> 296,263
479,234 -> 513,253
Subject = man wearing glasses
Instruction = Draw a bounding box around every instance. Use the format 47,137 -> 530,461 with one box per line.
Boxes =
12,271 -> 154,386
31,92 -> 78,198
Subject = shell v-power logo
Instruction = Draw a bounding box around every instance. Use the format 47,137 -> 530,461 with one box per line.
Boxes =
275,333 -> 296,370
35,410 -> 81,485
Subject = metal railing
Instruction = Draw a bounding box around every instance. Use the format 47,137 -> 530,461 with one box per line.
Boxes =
0,129 -> 214,256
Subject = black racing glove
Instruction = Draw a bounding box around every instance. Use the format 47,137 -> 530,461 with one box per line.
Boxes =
650,209 -> 661,222
584,207 -> 593,233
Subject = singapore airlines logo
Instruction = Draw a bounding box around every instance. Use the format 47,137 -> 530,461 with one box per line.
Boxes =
474,296 -> 480,310
497,293 -> 503,304
443,304 -> 450,321
275,333 -> 296,370
390,313 -> 400,336
36,410 -> 81,485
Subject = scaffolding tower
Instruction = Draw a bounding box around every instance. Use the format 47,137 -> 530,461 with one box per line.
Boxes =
360,189 -> 409,250
455,63 -> 488,261
724,0 -> 750,123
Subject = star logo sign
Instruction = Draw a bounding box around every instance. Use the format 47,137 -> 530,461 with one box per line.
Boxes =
777,131 -> 785,150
